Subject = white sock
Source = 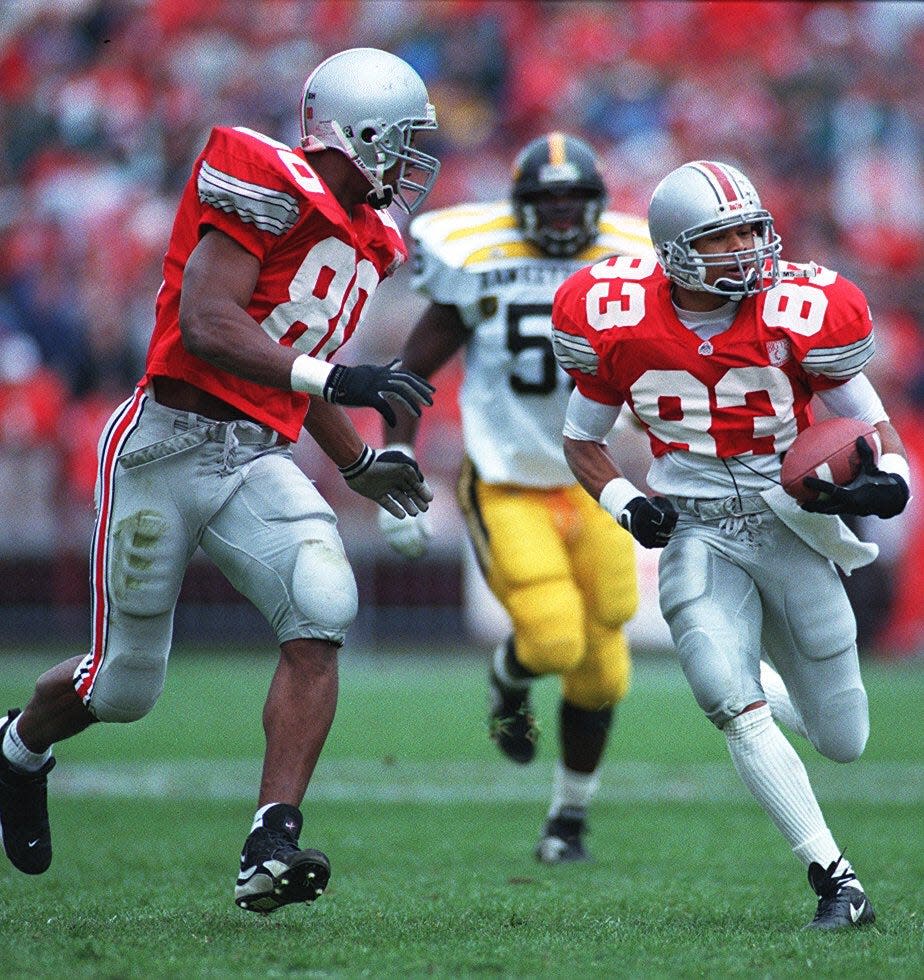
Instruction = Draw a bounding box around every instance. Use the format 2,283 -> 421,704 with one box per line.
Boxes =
2,715 -> 52,772
759,661 -> 809,739
493,642 -> 529,691
548,760 -> 600,818
724,705 -> 857,879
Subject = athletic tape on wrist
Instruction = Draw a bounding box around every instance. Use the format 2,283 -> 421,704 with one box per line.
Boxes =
598,478 -> 641,520
878,452 -> 911,487
290,354 -> 333,395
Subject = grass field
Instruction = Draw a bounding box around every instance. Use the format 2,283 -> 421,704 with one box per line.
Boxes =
0,647 -> 922,977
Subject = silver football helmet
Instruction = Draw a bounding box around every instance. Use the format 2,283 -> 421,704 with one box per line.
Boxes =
648,160 -> 781,299
300,47 -> 440,214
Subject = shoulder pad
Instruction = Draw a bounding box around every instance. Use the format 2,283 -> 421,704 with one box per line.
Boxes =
768,262 -> 875,381
592,210 -> 654,259
411,202 -> 532,268
411,202 -> 536,304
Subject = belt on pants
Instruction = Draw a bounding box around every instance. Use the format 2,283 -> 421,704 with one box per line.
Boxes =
119,413 -> 289,470
669,493 -> 770,520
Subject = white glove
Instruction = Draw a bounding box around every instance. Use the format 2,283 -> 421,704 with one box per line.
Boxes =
339,444 -> 432,518
378,506 -> 432,558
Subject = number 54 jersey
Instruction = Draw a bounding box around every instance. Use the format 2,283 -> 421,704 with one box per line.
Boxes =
410,201 -> 652,486
551,254 -> 876,497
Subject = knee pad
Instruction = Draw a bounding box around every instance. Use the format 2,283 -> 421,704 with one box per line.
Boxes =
291,533 -> 358,643
88,640 -> 168,722
506,578 -> 584,676
109,510 -> 179,617
807,685 -> 869,762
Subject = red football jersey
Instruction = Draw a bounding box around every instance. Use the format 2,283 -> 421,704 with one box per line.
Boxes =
552,254 -> 875,460
141,126 -> 408,441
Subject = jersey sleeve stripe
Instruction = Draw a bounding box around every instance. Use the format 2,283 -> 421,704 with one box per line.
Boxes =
197,161 -> 300,235
552,329 -> 599,374
801,334 -> 875,378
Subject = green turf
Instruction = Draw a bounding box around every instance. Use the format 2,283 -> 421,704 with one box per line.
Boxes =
0,648 -> 922,977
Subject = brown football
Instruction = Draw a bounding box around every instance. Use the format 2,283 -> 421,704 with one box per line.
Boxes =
781,417 -> 879,504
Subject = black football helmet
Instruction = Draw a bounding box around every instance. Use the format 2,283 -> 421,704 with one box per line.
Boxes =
511,133 -> 607,257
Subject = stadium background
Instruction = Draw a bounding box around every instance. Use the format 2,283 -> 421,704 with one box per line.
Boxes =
0,0 -> 922,657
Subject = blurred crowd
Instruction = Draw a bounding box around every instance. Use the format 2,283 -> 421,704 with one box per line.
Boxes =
0,0 -> 922,652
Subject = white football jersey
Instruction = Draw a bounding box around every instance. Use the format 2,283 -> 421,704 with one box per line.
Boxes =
410,201 -> 652,486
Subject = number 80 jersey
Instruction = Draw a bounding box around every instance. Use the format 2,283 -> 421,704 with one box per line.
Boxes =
143,126 -> 408,441
410,201 -> 652,486
551,254 -> 876,496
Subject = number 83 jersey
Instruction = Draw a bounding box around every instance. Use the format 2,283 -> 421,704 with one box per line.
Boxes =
410,201 -> 652,486
551,254 -> 876,496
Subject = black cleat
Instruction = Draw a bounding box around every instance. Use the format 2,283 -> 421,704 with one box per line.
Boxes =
806,857 -> 876,929
0,709 -> 55,875
535,806 -> 591,864
489,667 -> 538,764
235,803 -> 331,914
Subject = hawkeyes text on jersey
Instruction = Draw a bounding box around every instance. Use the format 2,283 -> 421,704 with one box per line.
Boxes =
411,201 -> 652,487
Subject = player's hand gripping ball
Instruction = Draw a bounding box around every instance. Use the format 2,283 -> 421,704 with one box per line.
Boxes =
780,417 -> 879,504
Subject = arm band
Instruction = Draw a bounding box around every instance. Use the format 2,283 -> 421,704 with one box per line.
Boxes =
291,353 -> 333,395
817,374 -> 888,426
598,477 -> 641,521
563,387 -> 622,443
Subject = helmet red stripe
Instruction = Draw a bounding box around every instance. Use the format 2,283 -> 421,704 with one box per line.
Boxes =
697,161 -> 740,203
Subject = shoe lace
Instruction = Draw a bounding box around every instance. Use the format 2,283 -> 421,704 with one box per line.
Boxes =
248,826 -> 300,864
809,853 -> 857,899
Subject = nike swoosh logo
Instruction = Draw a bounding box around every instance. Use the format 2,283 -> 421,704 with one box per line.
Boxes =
237,865 -> 259,884
27,839 -> 40,848
849,900 -> 866,923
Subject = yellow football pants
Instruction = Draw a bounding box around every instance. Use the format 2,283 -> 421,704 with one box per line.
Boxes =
457,458 -> 638,710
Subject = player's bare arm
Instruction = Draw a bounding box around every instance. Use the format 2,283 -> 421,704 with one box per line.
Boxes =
179,229 -> 435,425
180,228 -> 297,388
303,398 -> 366,468
386,301 -> 468,446
562,435 -> 620,501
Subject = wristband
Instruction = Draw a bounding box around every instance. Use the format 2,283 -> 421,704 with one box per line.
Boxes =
598,477 -> 641,521
338,444 -> 374,479
290,354 -> 333,394
878,452 -> 911,487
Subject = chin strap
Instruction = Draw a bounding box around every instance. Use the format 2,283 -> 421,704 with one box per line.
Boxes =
367,186 -> 393,209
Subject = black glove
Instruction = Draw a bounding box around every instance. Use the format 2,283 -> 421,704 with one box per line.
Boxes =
339,445 -> 433,518
619,496 -> 678,548
323,358 -> 435,427
802,437 -> 909,518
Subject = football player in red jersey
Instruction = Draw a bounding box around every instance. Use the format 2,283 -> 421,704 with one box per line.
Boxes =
0,48 -> 440,914
552,160 -> 911,929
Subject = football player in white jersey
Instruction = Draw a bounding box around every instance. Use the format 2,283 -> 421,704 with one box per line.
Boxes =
553,159 -> 911,928
380,133 -> 653,863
